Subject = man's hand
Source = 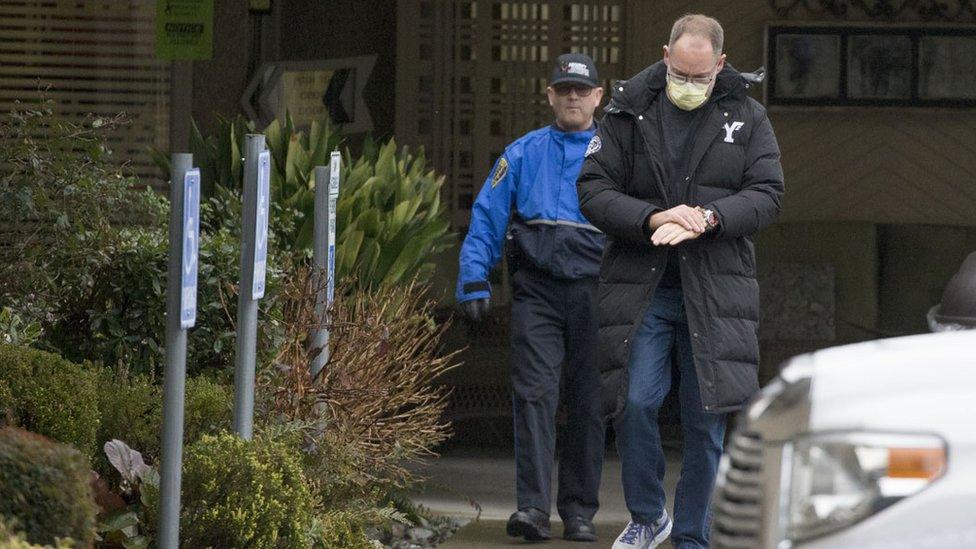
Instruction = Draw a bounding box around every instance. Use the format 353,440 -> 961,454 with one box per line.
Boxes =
648,205 -> 706,234
652,222 -> 702,246
460,298 -> 490,323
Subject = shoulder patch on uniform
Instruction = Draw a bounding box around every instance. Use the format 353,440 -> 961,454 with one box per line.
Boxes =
491,157 -> 509,187
585,135 -> 602,157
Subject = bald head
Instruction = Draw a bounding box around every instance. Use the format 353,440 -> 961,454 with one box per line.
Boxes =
668,14 -> 724,59
662,14 -> 727,107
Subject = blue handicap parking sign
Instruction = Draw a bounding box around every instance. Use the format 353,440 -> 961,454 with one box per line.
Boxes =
252,151 -> 271,300
181,169 -> 201,329
327,152 -> 341,304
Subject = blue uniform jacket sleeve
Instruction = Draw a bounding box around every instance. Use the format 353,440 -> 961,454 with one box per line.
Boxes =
456,152 -> 518,303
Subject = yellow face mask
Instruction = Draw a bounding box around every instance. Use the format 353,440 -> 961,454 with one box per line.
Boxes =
666,77 -> 710,111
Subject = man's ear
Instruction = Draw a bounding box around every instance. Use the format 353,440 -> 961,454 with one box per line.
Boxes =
717,53 -> 727,71
546,86 -> 556,107
663,45 -> 670,64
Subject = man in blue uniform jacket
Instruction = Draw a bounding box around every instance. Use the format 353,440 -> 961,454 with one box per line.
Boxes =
456,53 -> 606,543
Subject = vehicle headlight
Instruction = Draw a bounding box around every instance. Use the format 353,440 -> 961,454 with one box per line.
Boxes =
783,432 -> 946,545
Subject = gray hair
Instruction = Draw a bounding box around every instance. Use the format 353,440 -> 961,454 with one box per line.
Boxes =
669,14 -> 724,56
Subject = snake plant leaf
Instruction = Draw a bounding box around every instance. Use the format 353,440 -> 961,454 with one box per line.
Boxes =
284,134 -> 309,195
294,215 -> 314,251
375,140 -> 398,186
354,208 -> 383,239
188,120 -> 216,196
264,117 -> 287,170
336,228 -> 363,276
383,218 -> 450,286
358,238 -> 382,283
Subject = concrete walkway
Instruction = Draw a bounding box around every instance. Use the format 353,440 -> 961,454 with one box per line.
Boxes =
409,446 -> 682,548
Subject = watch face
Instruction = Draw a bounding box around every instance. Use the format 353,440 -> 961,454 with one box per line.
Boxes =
704,210 -> 717,227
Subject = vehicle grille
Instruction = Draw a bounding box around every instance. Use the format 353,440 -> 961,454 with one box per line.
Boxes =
713,430 -> 765,549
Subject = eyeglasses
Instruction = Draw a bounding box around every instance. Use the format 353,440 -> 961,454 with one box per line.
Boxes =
553,84 -> 595,97
667,64 -> 718,86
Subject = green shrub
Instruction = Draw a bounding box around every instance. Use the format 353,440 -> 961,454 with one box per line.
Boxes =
0,516 -> 73,548
0,105 -> 274,378
312,511 -> 372,549
182,376 -> 233,443
93,373 -> 156,476
0,308 -> 41,348
48,227 -> 170,376
0,380 -> 12,425
155,433 -> 314,548
0,104 -> 165,340
0,343 -> 231,476
0,346 -> 100,456
0,428 -> 97,547
94,373 -> 231,477
45,224 -> 268,378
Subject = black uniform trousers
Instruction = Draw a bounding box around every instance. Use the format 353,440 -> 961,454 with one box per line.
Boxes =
509,266 -> 605,520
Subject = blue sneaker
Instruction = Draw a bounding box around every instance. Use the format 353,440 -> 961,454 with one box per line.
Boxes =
612,511 -> 672,549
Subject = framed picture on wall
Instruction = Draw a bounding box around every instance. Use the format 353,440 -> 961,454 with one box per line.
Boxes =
846,34 -> 912,99
766,24 -> 976,108
918,35 -> 976,100
773,33 -> 841,98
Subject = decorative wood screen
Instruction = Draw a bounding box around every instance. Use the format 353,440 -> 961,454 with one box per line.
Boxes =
0,0 -> 171,183
396,0 -> 626,227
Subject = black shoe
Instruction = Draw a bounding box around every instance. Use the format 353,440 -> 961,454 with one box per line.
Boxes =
562,516 -> 597,542
506,508 -> 551,541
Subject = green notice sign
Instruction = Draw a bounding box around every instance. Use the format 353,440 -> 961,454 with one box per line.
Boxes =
156,0 -> 213,60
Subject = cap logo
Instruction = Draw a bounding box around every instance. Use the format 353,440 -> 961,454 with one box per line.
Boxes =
563,62 -> 590,77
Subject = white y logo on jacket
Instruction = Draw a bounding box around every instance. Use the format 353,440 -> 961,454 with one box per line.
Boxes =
722,121 -> 744,143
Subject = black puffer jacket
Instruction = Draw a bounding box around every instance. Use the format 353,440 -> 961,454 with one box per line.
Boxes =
577,61 -> 784,417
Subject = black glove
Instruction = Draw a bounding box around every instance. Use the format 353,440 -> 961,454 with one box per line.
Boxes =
459,298 -> 490,323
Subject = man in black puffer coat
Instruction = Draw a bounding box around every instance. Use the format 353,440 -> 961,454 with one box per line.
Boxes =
576,14 -> 784,549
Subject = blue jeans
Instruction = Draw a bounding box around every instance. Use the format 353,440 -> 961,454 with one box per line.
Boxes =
615,287 -> 727,548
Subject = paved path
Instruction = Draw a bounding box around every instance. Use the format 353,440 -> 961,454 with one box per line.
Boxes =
408,446 -> 682,548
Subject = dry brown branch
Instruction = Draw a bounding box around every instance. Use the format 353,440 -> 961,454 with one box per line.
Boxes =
256,266 -> 459,503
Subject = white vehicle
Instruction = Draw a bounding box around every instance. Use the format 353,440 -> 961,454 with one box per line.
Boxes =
712,330 -> 976,549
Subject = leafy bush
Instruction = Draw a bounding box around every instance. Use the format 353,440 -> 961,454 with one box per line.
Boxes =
0,103 -> 165,336
155,115 -> 453,290
0,381 -> 12,425
0,345 -> 100,456
0,104 -> 280,378
0,428 -> 97,547
257,268 -> 457,507
0,343 -> 230,480
91,373 -> 156,476
312,511 -> 372,549
181,376 -> 234,445
0,517 -> 73,549
0,308 -> 41,347
44,222 -> 275,378
93,373 -> 231,478
144,433 -> 314,548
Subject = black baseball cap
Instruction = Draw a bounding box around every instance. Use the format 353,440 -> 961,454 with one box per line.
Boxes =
550,53 -> 599,88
